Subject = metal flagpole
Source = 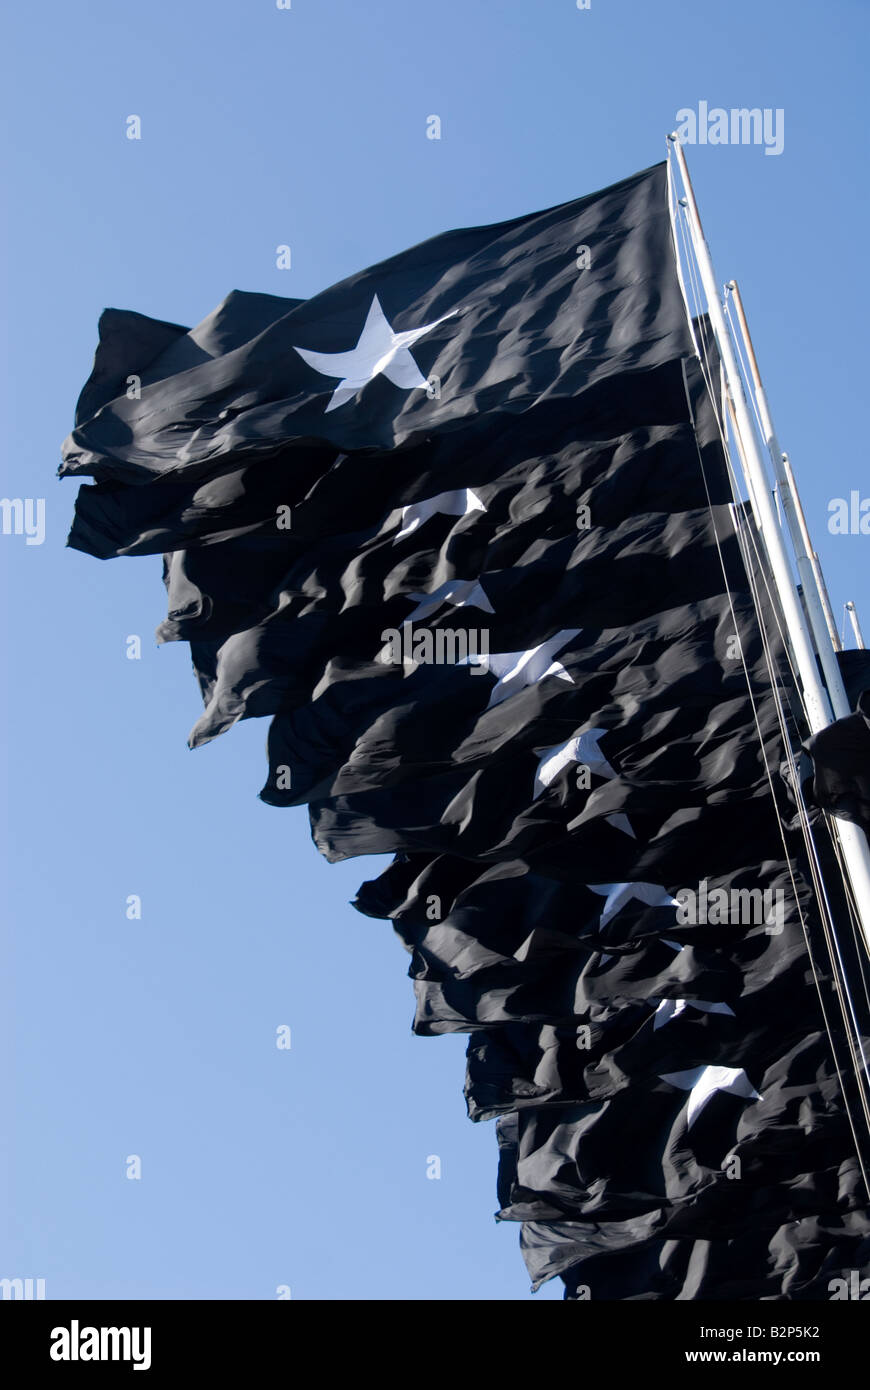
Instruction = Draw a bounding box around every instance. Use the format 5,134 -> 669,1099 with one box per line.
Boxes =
847,601 -> 866,650
667,133 -> 870,957
725,280 -> 850,717
781,450 -> 841,653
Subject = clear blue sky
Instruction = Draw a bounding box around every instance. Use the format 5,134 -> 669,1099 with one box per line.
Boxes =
2,0 -> 867,1301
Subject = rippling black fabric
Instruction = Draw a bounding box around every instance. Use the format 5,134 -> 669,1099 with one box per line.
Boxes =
61,161 -> 869,1299
806,688 -> 870,835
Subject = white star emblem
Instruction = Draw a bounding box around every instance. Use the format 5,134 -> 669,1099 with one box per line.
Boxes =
534,727 -> 615,797
402,578 -> 494,625
586,881 -> 680,927
535,729 -> 636,837
460,630 -> 580,708
375,579 -> 495,672
651,998 -> 735,1031
659,1064 -> 760,1128
393,488 -> 486,542
292,294 -> 455,413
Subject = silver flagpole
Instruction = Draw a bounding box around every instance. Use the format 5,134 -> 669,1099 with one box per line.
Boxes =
847,601 -> 866,650
781,450 -> 841,653
667,133 -> 870,956
725,280 -> 849,715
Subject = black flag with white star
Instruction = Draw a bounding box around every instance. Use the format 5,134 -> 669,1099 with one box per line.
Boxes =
61,162 -> 689,553
61,161 -> 870,1300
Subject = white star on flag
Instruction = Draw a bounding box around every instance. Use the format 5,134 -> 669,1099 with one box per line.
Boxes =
659,1065 -> 760,1128
586,880 -> 680,927
651,998 -> 735,1031
535,729 -> 636,838
292,294 -> 455,413
393,488 -> 486,542
402,578 -> 494,624
460,630 -> 580,708
375,579 -> 495,671
533,727 -> 615,797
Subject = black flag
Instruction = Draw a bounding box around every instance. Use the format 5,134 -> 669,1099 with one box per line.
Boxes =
62,163 -> 690,552
806,685 -> 870,835
62,161 -> 870,1300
